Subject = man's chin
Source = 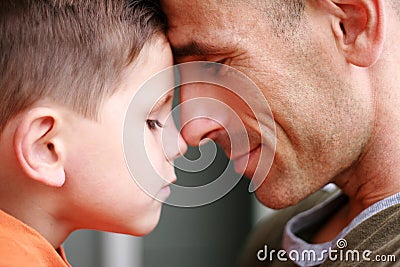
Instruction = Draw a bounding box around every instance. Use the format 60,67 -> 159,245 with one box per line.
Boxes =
254,191 -> 293,210
252,180 -> 307,210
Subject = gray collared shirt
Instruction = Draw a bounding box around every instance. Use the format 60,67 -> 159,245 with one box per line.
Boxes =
283,187 -> 400,266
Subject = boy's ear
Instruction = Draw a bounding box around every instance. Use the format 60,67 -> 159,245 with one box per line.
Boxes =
323,0 -> 385,67
14,108 -> 66,187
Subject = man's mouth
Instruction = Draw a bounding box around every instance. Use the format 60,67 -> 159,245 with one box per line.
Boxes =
231,144 -> 262,175
202,128 -> 263,176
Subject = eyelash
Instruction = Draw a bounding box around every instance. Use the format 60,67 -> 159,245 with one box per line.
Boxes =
146,119 -> 164,130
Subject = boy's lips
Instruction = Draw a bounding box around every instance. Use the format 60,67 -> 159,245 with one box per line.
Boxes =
157,185 -> 171,201
157,176 -> 176,201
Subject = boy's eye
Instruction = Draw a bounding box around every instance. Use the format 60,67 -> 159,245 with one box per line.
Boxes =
146,119 -> 163,130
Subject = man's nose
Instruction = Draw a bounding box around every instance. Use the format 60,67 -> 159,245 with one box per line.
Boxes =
179,84 -> 224,147
181,118 -> 221,147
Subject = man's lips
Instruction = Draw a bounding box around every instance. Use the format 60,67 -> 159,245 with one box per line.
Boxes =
204,130 -> 261,159
229,143 -> 261,161
232,144 -> 262,175
201,128 -> 263,175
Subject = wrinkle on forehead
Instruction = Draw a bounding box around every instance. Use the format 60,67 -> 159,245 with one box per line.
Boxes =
162,0 -> 240,28
164,0 -> 260,38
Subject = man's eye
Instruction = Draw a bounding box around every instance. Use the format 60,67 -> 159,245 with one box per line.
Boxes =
146,119 -> 164,130
203,60 -> 225,75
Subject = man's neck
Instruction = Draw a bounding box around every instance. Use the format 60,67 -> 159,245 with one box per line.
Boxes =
315,46 -> 400,243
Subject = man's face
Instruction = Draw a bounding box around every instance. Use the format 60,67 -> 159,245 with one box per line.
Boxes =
162,1 -> 375,208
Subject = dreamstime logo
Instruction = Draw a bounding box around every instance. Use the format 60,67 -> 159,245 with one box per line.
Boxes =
336,238 -> 347,249
123,61 -> 276,207
257,238 -> 397,265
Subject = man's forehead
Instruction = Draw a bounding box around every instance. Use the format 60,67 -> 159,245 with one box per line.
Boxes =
166,24 -> 195,49
162,0 -> 256,58
161,0 -> 235,27
161,0 -> 219,14
165,14 -> 217,50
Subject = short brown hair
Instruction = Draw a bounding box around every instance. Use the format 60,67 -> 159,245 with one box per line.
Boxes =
0,0 -> 166,132
258,0 -> 305,38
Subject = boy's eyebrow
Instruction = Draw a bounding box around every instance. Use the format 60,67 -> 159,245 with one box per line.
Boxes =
151,94 -> 173,113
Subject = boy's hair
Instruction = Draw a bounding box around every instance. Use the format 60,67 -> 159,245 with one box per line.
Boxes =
0,0 -> 166,132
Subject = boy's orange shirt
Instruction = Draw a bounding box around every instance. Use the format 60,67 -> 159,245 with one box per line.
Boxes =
0,209 -> 71,267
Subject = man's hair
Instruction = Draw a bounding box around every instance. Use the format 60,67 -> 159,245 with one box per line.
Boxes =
268,0 -> 400,37
390,0 -> 400,18
0,0 -> 166,132
259,0 -> 305,38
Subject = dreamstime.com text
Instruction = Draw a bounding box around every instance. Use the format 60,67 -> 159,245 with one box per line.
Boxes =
257,239 -> 396,264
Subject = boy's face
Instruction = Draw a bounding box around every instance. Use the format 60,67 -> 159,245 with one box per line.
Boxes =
62,37 -> 186,235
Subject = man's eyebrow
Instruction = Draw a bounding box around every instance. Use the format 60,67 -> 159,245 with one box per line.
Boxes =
172,41 -> 220,59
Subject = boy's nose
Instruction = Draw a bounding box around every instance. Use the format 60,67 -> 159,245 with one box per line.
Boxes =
175,131 -> 188,160
163,118 -> 188,161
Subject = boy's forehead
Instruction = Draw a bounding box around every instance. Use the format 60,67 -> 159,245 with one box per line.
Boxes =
120,39 -> 174,114
119,37 -> 173,88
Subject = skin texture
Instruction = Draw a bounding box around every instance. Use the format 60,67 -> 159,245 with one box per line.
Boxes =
0,36 -> 187,248
161,0 -> 400,239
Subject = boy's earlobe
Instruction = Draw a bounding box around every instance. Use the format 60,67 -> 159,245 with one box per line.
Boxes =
327,0 -> 385,67
14,108 -> 66,187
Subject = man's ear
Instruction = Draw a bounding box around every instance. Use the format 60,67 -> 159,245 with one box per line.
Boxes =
14,108 -> 66,187
323,0 -> 385,67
